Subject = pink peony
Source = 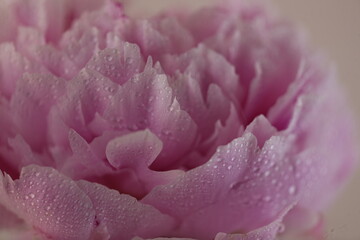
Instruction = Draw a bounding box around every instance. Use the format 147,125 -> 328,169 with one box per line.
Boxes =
0,0 -> 357,239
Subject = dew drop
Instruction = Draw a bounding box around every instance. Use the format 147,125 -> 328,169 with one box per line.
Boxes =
107,56 -> 113,62
263,196 -> 272,202
288,185 -> 296,195
278,223 -> 285,233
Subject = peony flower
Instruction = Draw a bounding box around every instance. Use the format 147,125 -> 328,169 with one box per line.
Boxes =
0,0 -> 357,239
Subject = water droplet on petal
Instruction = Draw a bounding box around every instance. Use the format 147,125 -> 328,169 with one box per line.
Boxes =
263,196 -> 272,202
278,223 -> 285,233
288,185 -> 296,195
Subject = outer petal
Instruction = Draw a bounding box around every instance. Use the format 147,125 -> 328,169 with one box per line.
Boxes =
77,180 -> 177,240
215,211 -> 286,240
279,207 -> 324,240
288,85 -> 357,209
0,165 -> 95,240
268,58 -> 357,235
143,117 -> 298,239
279,67 -> 357,209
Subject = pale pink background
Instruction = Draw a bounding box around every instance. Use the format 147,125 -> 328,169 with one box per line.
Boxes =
126,1 -> 360,239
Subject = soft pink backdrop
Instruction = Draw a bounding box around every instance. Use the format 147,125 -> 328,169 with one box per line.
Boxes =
126,1 -> 360,239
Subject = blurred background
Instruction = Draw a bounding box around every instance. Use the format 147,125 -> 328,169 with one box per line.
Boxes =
126,0 -> 360,239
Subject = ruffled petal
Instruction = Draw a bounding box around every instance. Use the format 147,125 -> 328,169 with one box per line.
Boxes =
106,129 -> 163,168
59,129 -> 111,179
119,16 -> 194,60
106,129 -> 183,196
103,63 -> 198,170
8,0 -> 107,43
143,117 -> 299,239
0,1 -> 356,239
287,80 -> 357,210
50,68 -> 118,144
162,46 -> 242,139
86,43 -> 145,85
215,207 -> 289,240
0,165 -> 95,240
0,43 -> 45,98
10,73 -> 65,151
77,180 -> 176,240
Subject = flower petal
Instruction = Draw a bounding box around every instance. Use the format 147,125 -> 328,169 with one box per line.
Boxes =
106,129 -> 162,168
0,43 -> 44,97
10,73 -> 65,151
0,204 -> 35,240
105,129 -> 183,196
86,43 -> 145,85
77,180 -> 177,240
143,117 -> 298,239
103,64 -> 197,170
0,165 -> 95,240
214,206 -> 290,240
